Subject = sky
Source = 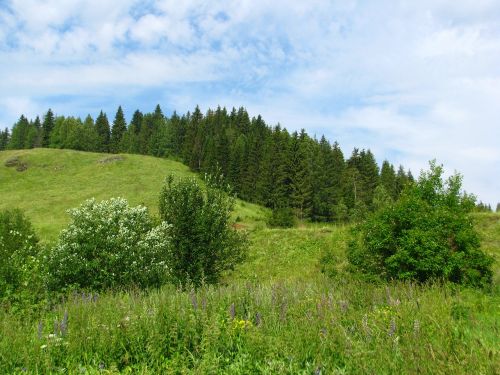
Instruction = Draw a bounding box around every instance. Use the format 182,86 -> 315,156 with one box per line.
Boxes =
1,0 -> 499,205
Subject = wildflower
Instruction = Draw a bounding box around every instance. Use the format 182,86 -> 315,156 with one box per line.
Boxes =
388,318 -> 396,337
229,303 -> 235,320
339,300 -> 348,313
60,311 -> 69,336
413,319 -> 420,336
190,291 -> 198,310
254,312 -> 262,327
37,321 -> 43,340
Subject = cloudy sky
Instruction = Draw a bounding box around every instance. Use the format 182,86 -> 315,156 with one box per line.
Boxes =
1,0 -> 499,205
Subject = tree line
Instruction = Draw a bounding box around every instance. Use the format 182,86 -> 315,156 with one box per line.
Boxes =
2,105 -> 419,221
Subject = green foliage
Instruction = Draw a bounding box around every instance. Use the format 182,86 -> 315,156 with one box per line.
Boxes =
159,174 -> 247,286
110,106 -> 127,153
348,161 -> 494,287
0,279 -> 498,374
268,207 -> 296,228
45,198 -> 172,292
0,209 -> 41,304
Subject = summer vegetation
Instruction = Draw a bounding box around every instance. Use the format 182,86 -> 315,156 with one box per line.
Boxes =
0,134 -> 498,372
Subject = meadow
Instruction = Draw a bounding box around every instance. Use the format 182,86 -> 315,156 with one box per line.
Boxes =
0,149 -> 498,374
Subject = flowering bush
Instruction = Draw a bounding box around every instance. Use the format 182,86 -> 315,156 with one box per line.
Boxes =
45,198 -> 172,292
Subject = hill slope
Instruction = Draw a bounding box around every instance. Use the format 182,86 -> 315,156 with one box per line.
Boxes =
0,149 -> 268,242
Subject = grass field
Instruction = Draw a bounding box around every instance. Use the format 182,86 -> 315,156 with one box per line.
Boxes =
0,149 -> 268,242
0,149 -> 498,374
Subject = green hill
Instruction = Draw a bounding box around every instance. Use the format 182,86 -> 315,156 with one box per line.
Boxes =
0,148 -> 268,242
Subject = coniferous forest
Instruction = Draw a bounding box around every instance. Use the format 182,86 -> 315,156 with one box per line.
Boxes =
1,105 -> 415,222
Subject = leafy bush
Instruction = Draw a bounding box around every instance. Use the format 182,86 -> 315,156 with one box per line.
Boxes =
268,207 -> 296,228
347,161 -> 493,288
0,209 -> 41,304
159,174 -> 247,286
45,198 -> 171,292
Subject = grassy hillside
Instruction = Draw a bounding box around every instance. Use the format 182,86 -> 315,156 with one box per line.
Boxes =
0,149 -> 268,242
0,148 -> 498,373
1,216 -> 498,373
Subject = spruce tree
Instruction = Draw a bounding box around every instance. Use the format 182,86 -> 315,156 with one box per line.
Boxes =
110,106 -> 127,153
380,160 -> 397,200
24,118 -> 39,149
82,114 -> 99,152
8,115 -> 29,149
288,131 -> 313,220
42,109 -> 55,147
126,110 -> 143,154
95,111 -> 111,153
311,137 -> 344,221
0,128 -> 10,150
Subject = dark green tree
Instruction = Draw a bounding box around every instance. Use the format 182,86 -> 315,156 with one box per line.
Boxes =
7,115 -> 30,149
348,161 -> 493,287
0,128 -> 9,150
289,131 -> 313,220
159,173 -> 247,286
110,106 -> 127,153
42,109 -> 55,147
380,160 -> 397,199
95,111 -> 110,153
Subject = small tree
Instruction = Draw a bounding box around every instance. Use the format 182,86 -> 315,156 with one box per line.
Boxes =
159,174 -> 247,286
268,207 -> 296,228
347,161 -> 493,288
0,209 -> 41,303
45,198 -> 171,292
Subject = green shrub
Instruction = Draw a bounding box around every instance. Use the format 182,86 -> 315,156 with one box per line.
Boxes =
0,209 -> 41,304
268,207 -> 296,228
347,161 -> 493,288
159,174 -> 247,286
45,198 -> 171,292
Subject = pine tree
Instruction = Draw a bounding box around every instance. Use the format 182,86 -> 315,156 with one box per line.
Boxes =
228,134 -> 247,194
24,118 -> 39,149
8,115 -> 30,149
149,104 -> 170,157
81,114 -> 99,152
95,111 -> 111,153
0,128 -> 10,150
380,160 -> 397,200
395,165 -> 411,196
42,109 -> 55,147
311,137 -> 344,221
49,116 -> 66,148
125,110 -> 143,154
288,131 -> 313,220
110,106 -> 127,153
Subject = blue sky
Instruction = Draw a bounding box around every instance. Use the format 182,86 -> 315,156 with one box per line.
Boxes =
1,0 -> 500,205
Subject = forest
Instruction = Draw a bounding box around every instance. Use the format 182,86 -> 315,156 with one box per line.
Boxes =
1,105 -> 420,222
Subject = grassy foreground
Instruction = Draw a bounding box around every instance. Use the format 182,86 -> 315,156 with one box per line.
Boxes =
0,218 -> 498,374
0,149 -> 268,242
0,149 -> 498,373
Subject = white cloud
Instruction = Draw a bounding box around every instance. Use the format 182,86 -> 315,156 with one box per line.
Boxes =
1,0 -> 500,204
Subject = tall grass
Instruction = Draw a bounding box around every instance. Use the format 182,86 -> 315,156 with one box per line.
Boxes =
0,279 -> 498,374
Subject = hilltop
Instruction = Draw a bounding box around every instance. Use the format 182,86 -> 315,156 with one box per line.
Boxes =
0,148 -> 268,242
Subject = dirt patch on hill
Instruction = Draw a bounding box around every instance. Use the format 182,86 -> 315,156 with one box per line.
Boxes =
4,156 -> 28,172
98,155 -> 126,164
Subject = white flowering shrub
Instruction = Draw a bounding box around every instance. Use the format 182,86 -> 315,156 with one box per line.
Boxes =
45,198 -> 172,292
